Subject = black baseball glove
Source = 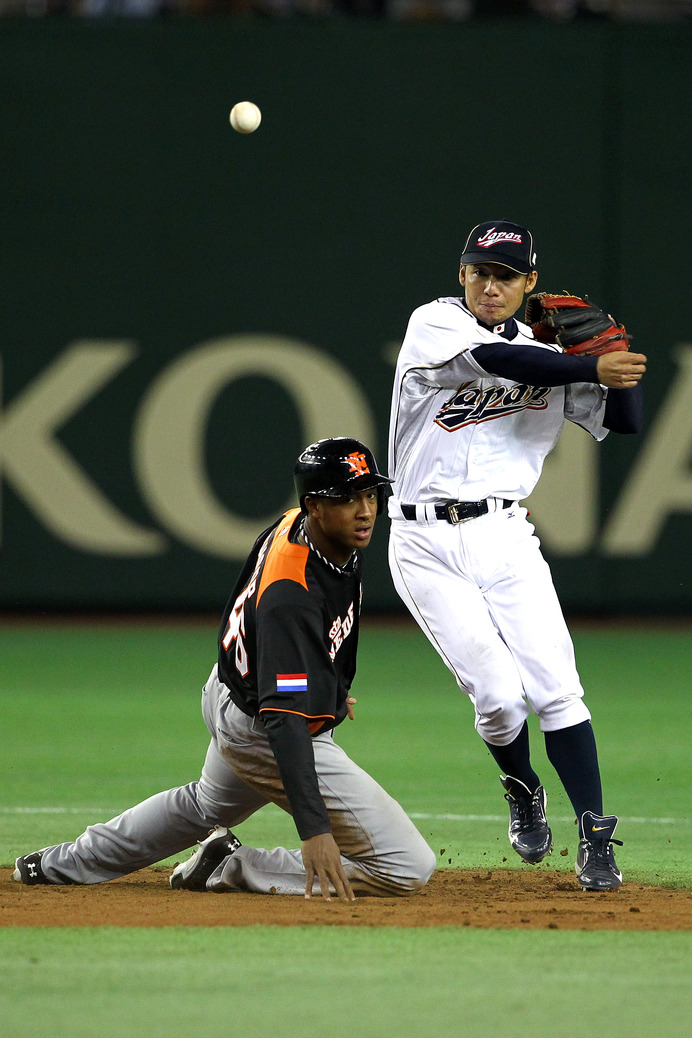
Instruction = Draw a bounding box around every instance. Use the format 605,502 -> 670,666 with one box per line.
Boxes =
525,292 -> 631,356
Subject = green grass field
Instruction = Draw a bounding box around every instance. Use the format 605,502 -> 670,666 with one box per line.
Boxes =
2,618 -> 690,1037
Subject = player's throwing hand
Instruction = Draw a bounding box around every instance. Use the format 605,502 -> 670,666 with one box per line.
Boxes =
597,351 -> 647,388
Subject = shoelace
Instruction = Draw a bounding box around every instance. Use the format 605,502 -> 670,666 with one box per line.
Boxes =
580,835 -> 623,879
586,834 -> 623,857
506,791 -> 544,832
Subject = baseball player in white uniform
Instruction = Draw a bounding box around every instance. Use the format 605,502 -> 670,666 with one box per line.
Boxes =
387,220 -> 646,890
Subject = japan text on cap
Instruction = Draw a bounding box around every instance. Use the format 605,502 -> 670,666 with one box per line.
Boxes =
459,220 -> 537,275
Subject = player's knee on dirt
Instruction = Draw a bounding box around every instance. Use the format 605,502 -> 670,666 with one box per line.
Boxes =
413,842 -> 437,891
392,839 -> 437,896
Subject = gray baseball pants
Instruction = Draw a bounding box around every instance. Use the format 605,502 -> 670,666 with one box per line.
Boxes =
38,665 -> 436,896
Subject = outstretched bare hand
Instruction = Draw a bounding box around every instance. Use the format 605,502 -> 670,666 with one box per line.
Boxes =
302,832 -> 355,903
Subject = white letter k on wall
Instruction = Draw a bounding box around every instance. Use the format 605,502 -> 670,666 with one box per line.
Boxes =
0,342 -> 165,555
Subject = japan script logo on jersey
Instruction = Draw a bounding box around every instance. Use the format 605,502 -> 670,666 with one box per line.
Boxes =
476,226 -> 523,249
346,452 -> 370,476
435,381 -> 551,432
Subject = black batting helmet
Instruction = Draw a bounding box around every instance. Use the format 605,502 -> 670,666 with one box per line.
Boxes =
294,437 -> 393,515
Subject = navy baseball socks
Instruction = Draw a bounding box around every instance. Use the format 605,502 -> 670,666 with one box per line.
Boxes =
489,720 -> 623,885
545,721 -> 624,889
484,722 -> 552,863
170,827 -> 242,891
500,775 -> 553,863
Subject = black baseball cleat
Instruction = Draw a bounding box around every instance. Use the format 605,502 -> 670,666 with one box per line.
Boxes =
576,811 -> 623,891
500,775 -> 553,864
13,850 -> 51,885
169,827 -> 242,891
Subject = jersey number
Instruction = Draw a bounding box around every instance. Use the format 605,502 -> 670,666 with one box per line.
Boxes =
220,532 -> 270,681
222,602 -> 249,678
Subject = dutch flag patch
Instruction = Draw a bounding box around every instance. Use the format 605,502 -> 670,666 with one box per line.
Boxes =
276,673 -> 308,693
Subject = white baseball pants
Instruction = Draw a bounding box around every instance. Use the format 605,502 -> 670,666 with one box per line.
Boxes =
389,504 -> 591,745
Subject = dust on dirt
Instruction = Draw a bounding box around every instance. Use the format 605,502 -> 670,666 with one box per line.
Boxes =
3,867 -> 690,930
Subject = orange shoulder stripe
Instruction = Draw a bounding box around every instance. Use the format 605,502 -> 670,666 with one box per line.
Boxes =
256,508 -> 309,606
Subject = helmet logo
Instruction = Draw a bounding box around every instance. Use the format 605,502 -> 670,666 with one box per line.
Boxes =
346,452 -> 370,476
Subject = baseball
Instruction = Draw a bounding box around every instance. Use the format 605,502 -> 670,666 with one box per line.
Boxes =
230,101 -> 262,134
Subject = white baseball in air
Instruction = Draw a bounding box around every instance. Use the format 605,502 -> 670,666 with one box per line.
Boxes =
230,101 -> 262,134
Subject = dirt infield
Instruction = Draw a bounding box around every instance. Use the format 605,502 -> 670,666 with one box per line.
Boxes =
3,868 -> 691,930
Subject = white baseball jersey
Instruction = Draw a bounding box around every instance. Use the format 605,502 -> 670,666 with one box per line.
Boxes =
388,296 -> 608,504
386,294 -> 603,744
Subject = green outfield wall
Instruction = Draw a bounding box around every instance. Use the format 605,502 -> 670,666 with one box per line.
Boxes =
1,18 -> 691,613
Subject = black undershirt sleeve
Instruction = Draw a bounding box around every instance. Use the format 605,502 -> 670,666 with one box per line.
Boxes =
471,341 -> 600,386
263,711 -> 332,840
603,384 -> 643,433
471,341 -> 643,433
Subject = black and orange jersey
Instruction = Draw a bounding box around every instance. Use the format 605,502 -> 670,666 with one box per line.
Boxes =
216,508 -> 361,839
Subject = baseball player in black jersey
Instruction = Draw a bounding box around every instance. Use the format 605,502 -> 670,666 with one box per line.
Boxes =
14,438 -> 435,902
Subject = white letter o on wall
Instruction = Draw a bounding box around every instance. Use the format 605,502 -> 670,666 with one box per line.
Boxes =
132,335 -> 376,557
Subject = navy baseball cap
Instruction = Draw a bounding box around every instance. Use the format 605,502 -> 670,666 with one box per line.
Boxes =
459,220 -> 537,274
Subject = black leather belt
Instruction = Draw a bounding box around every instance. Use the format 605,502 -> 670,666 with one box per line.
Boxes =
400,499 -> 513,524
